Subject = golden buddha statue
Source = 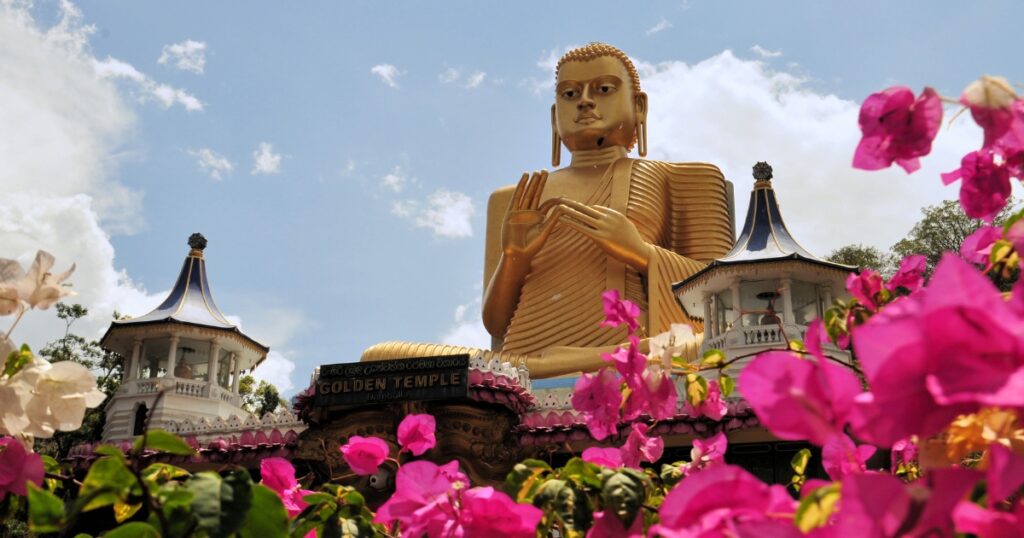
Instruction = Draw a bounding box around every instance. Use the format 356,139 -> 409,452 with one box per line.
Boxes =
362,43 -> 734,378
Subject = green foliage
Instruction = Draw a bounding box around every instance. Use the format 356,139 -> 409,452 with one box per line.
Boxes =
788,448 -> 812,493
102,522 -> 161,538
27,483 -> 65,533
826,243 -> 893,274
132,429 -> 196,456
187,471 -> 253,536
237,485 -> 289,538
238,374 -> 287,417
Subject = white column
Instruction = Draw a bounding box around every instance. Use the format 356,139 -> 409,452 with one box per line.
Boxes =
781,277 -> 794,324
730,280 -> 743,328
207,339 -> 222,390
231,354 -> 241,393
166,335 -> 180,378
128,338 -> 142,381
702,294 -> 713,337
822,284 -> 833,312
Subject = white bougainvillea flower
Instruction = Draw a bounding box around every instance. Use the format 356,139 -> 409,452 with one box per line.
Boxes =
649,323 -> 697,364
10,358 -> 105,438
0,378 -> 30,437
0,251 -> 76,315
0,259 -> 25,316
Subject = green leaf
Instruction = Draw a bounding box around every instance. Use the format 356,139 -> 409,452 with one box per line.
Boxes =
237,484 -> 288,538
141,462 -> 190,487
560,457 -> 602,489
112,501 -> 142,523
101,522 -> 160,538
93,445 -> 125,459
788,340 -> 806,353
133,429 -> 195,456
700,349 -> 726,368
79,455 -> 138,511
505,459 -> 552,503
187,470 -> 253,537
719,374 -> 735,397
685,374 -> 708,407
789,448 -> 812,493
4,344 -> 33,377
794,483 -> 841,532
659,463 -> 684,488
27,482 -> 65,533
302,492 -> 335,505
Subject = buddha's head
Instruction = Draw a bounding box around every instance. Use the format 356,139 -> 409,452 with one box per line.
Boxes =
552,43 -> 648,162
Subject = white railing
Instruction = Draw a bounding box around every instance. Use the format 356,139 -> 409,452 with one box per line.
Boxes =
741,326 -> 784,345
174,379 -> 207,398
134,379 -> 161,394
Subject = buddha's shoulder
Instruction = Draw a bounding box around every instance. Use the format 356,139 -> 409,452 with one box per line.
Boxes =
631,159 -> 725,182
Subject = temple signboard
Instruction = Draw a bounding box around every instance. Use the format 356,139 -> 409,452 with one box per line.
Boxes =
314,355 -> 469,407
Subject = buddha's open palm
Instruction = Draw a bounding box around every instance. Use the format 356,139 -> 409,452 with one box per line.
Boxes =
553,197 -> 653,271
502,171 -> 563,264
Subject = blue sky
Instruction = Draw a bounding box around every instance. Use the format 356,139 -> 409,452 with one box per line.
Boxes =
2,0 -> 1022,395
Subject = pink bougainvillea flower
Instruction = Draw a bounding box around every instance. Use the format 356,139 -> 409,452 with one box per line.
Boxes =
740,350 -> 862,445
852,255 -> 1024,446
587,509 -> 643,538
339,435 -> 390,476
822,469 -> 977,538
890,437 -> 918,475
845,268 -> 885,311
374,460 -> 468,537
942,150 -> 1013,222
0,437 -> 43,500
682,379 -> 727,421
620,423 -> 663,469
571,367 -> 622,441
601,335 -> 645,386
962,77 -> 1024,158
582,447 -> 623,468
260,457 -> 315,517
685,431 -> 727,476
960,225 -> 1002,265
886,254 -> 927,294
953,500 -> 1023,538
458,486 -> 543,538
986,443 -> 1024,506
1006,218 -> 1024,259
599,289 -> 640,334
821,433 -> 875,481
651,464 -> 797,538
853,86 -> 942,174
397,413 -> 436,456
623,366 -> 678,421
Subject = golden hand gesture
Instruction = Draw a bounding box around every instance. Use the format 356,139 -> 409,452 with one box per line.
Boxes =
501,171 -> 562,264
552,198 -> 654,271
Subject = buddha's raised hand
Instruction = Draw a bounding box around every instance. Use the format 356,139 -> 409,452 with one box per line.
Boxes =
552,197 -> 654,272
501,170 -> 562,265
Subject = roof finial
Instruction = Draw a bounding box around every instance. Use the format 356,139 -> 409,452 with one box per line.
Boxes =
753,161 -> 773,189
188,233 -> 207,257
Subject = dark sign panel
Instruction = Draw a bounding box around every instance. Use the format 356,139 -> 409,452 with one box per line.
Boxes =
314,355 -> 469,407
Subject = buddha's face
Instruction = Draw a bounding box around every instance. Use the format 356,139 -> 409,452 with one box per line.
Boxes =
554,55 -> 645,152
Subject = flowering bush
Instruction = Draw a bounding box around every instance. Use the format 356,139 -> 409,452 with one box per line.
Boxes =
3,75 -> 1024,536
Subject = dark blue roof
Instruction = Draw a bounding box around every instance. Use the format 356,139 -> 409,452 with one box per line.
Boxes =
673,177 -> 852,292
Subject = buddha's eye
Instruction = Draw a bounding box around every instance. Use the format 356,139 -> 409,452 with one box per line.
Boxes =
561,89 -> 578,99
599,85 -> 613,93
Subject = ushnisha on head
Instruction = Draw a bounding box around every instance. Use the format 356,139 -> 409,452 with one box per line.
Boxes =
551,43 -> 648,166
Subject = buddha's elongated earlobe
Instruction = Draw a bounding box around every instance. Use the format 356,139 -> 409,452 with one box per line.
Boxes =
636,120 -> 647,157
551,104 -> 561,167
635,91 -> 648,157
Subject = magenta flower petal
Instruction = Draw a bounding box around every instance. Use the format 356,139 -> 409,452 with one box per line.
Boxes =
620,423 -> 663,469
821,434 -> 874,481
397,413 -> 436,456
624,367 -> 678,421
571,368 -> 622,441
587,509 -> 643,537
601,335 -> 645,385
886,254 -> 927,293
740,351 -> 861,445
960,225 -> 1001,265
987,443 -> 1024,505
0,437 -> 44,500
374,460 -> 467,537
459,486 -> 542,538
582,447 -> 624,468
259,457 -> 313,517
953,501 -> 1023,537
339,435 -> 390,476
846,269 -> 884,311
853,86 -> 942,174
599,289 -> 641,333
944,150 -> 1012,222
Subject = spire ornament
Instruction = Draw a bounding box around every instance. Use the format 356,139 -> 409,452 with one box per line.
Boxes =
753,161 -> 773,189
188,233 -> 207,257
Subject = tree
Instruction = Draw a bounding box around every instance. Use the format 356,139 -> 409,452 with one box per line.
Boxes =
35,303 -> 124,458
826,244 -> 893,274
238,374 -> 287,417
890,199 -> 1017,270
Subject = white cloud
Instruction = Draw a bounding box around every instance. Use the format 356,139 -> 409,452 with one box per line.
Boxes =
440,296 -> 490,349
231,306 -> 313,394
525,44 -> 582,95
381,166 -> 408,193
157,39 -> 206,74
370,64 -> 402,88
93,56 -> 203,111
750,45 -> 782,58
465,71 -> 486,89
188,148 -> 234,180
392,190 -> 475,239
646,18 -> 672,36
439,67 -> 460,83
636,50 -> 983,255
0,1 -> 164,351
251,142 -> 282,175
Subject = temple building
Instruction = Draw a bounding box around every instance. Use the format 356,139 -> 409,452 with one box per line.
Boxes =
91,234 -> 304,455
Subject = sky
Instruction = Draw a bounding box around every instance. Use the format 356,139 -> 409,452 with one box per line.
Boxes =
2,0 -> 1022,397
